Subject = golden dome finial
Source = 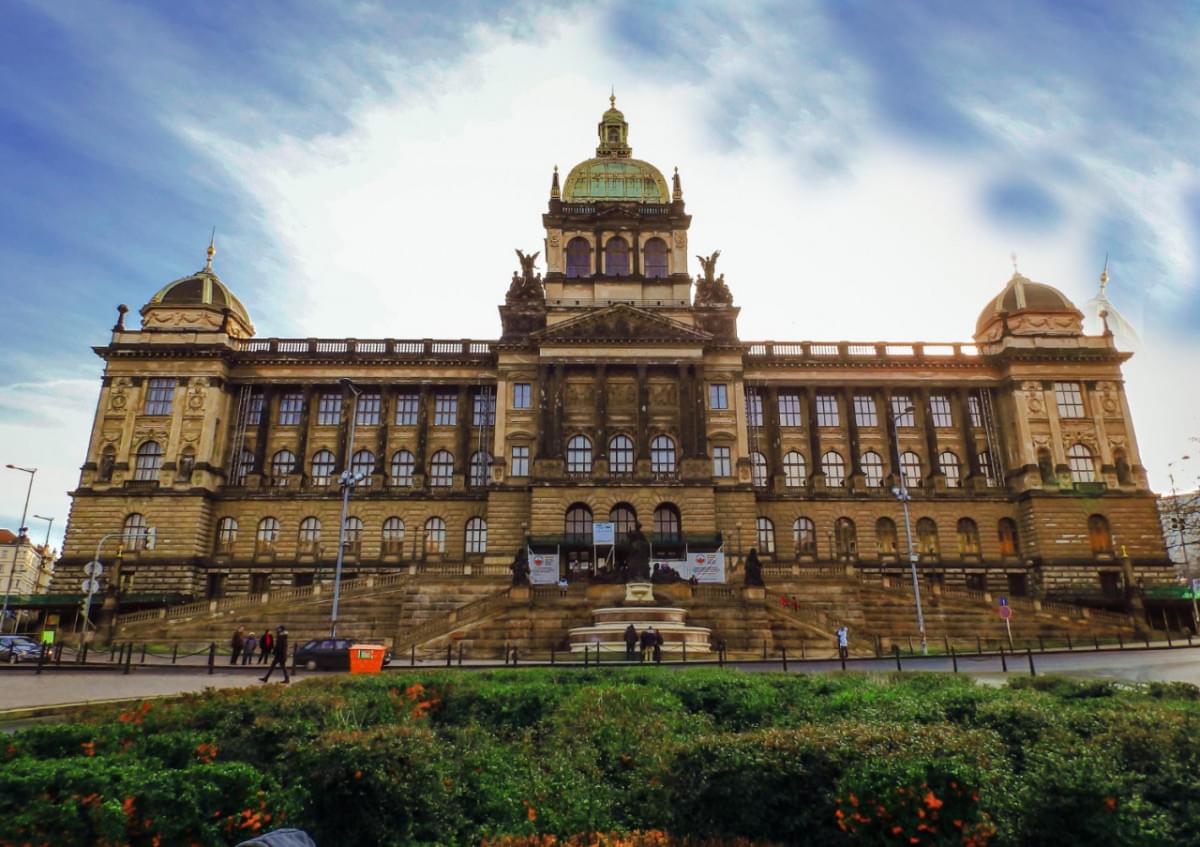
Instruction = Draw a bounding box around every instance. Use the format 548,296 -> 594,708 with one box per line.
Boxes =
205,228 -> 216,272
1099,252 -> 1109,291
610,85 -> 616,109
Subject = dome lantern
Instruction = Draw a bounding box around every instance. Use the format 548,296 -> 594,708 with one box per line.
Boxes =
139,238 -> 255,337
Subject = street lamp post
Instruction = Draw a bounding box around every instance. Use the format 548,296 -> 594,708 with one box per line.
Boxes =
82,527 -> 155,644
2,464 -> 37,632
1167,455 -> 1196,632
330,378 -> 362,638
889,409 -> 928,655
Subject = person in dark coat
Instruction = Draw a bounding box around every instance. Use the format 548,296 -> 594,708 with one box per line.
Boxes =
230,626 -> 245,665
258,629 -> 273,664
242,632 -> 257,665
641,627 -> 657,663
652,628 -> 663,664
623,624 -> 638,661
260,625 -> 290,684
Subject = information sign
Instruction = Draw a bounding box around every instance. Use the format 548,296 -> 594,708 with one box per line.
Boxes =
529,553 -> 559,585
592,522 -> 615,545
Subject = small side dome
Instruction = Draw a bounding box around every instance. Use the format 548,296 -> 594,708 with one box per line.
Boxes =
974,271 -> 1082,342
139,242 -> 255,337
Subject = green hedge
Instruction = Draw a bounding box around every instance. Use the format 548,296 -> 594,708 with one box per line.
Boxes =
2,671 -> 1199,846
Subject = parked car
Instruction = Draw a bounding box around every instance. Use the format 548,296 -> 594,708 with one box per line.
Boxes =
294,638 -> 392,671
0,635 -> 43,664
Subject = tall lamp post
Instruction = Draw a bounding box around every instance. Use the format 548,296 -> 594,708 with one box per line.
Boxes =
330,378 -> 364,637
1167,455 -> 1196,632
2,464 -> 37,632
889,408 -> 928,655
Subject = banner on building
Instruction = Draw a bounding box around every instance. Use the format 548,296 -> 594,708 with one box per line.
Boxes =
530,552 -> 560,584
592,521 -> 616,545
688,551 -> 725,583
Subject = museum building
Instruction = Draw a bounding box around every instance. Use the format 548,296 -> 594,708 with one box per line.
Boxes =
52,98 -> 1172,608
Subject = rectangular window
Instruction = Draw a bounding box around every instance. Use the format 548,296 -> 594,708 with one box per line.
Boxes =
512,383 -> 532,409
929,394 -> 953,428
890,395 -> 915,427
143,378 -> 175,416
317,393 -> 342,426
853,395 -> 877,427
245,392 -> 264,426
709,384 -> 729,410
473,392 -> 496,426
712,446 -> 732,477
394,392 -> 418,426
746,391 -> 763,427
356,393 -> 381,426
434,392 -> 458,426
778,392 -> 802,427
278,393 -> 303,426
968,394 -> 983,428
815,393 -> 840,427
510,445 -> 529,477
1054,382 -> 1085,418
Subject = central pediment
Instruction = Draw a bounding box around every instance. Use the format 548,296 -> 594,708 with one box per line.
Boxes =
531,304 -> 711,344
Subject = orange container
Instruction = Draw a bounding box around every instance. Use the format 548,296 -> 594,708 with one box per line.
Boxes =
348,644 -> 386,674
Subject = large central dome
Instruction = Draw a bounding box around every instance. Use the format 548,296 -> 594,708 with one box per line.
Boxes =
560,96 -> 670,204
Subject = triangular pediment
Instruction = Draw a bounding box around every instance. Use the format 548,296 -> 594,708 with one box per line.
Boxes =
532,304 -> 711,344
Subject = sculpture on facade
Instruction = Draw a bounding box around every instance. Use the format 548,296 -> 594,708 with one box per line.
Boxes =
510,547 -> 531,586
507,249 -> 546,304
626,522 -> 652,581
743,548 -> 765,587
694,250 -> 733,306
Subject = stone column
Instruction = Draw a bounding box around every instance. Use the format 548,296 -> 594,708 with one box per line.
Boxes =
456,385 -> 471,476
844,388 -> 861,477
595,363 -> 608,458
253,386 -> 274,474
956,389 -> 979,481
552,363 -> 566,458
916,388 -> 941,479
882,388 -> 900,483
804,387 -> 821,480
415,385 -> 430,468
693,363 -> 707,457
297,385 -> 315,478
377,390 -> 391,475
678,364 -> 692,457
537,364 -> 552,457
765,385 -> 783,477
636,363 -> 649,459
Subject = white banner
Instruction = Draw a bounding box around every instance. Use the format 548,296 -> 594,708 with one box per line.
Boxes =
688,551 -> 725,583
530,552 -> 559,584
592,522 -> 615,545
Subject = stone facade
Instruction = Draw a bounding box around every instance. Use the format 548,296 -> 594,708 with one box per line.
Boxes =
54,99 -> 1172,608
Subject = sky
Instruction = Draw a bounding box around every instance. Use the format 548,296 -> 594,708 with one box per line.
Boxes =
1,0 -> 1199,551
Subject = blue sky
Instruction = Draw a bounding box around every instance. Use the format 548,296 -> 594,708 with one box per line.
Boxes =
1,0 -> 1198,548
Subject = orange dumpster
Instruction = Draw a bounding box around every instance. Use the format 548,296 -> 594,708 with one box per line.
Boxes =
348,644 -> 386,674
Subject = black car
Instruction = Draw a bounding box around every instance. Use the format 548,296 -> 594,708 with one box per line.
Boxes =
0,635 -> 44,664
294,638 -> 392,671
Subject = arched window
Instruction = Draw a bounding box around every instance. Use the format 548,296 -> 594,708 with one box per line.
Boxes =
650,435 -> 676,474
821,451 -> 846,487
998,518 -> 1020,557
256,517 -> 279,553
750,452 -> 768,488
609,504 -> 637,539
916,518 -> 939,556
940,451 -> 961,488
98,444 -> 116,482
1067,444 -> 1096,483
390,450 -> 415,487
343,516 -> 364,554
654,504 -> 682,540
756,517 -> 776,554
875,517 -> 898,555
311,450 -> 336,486
900,452 -> 922,488
783,451 -> 807,488
430,450 -> 454,487
424,517 -> 446,554
215,517 -> 238,553
861,451 -> 884,488
957,518 -> 980,556
1088,515 -> 1113,554
465,517 -> 488,554
469,451 -> 491,487
123,513 -> 148,551
566,435 -> 593,474
643,237 -> 668,278
605,236 -> 630,275
835,517 -> 857,560
565,504 -> 593,541
565,237 -> 591,278
979,450 -> 998,487
133,441 -> 163,481
234,448 -> 255,485
382,517 -> 405,555
793,517 -> 816,556
271,450 -> 296,486
1037,447 -> 1055,485
351,449 -> 376,485
298,517 -> 321,553
609,435 -> 634,475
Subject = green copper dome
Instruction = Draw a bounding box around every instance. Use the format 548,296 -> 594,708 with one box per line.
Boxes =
562,158 -> 670,203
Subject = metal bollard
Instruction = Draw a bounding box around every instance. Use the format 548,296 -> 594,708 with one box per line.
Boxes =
874,636 -> 881,659
512,647 -> 518,667
718,645 -> 724,668
893,644 -> 902,672
1094,635 -> 1100,651
140,643 -> 147,664
123,643 -> 133,675
907,635 -> 914,656
1166,630 -> 1173,648
207,643 -> 216,675
596,642 -> 601,664
999,645 -> 1008,673
172,644 -> 178,664
1118,633 -> 1124,649
950,646 -> 958,673
781,646 -> 788,672
682,641 -> 687,663
1066,633 -> 1072,651
1144,634 -> 1151,649
550,647 -> 555,665
1038,636 -> 1046,652
762,640 -> 768,660
584,645 -> 590,668
411,645 -> 416,667
54,644 -> 63,665
458,644 -> 463,666
1026,647 -> 1036,676
80,642 -> 89,664
446,645 -> 452,667
36,643 -> 46,675
976,636 -> 982,655
800,640 -> 806,660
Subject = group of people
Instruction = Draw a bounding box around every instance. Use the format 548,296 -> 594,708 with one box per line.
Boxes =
230,624 -> 292,683
623,624 -> 664,662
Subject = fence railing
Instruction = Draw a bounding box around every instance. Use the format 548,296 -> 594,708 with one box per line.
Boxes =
231,338 -> 494,359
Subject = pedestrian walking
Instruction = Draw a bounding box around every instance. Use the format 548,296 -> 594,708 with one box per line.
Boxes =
836,625 -> 849,660
624,624 -> 638,661
652,628 -> 663,664
641,627 -> 657,662
242,632 -> 257,665
230,626 -> 245,665
258,628 -> 273,664
260,625 -> 290,684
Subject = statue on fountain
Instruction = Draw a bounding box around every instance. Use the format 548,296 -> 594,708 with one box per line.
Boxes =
625,522 -> 652,582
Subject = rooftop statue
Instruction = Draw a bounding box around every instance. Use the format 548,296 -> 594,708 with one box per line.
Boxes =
507,249 -> 545,305
694,250 -> 733,306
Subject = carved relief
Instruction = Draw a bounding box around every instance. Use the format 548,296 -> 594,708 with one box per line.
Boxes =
673,231 -> 686,247
607,382 -> 637,408
186,382 -> 207,412
1096,382 -> 1120,415
648,383 -> 678,407
1023,383 -> 1044,415
109,378 -> 131,411
548,231 -> 560,247
564,382 -> 595,409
